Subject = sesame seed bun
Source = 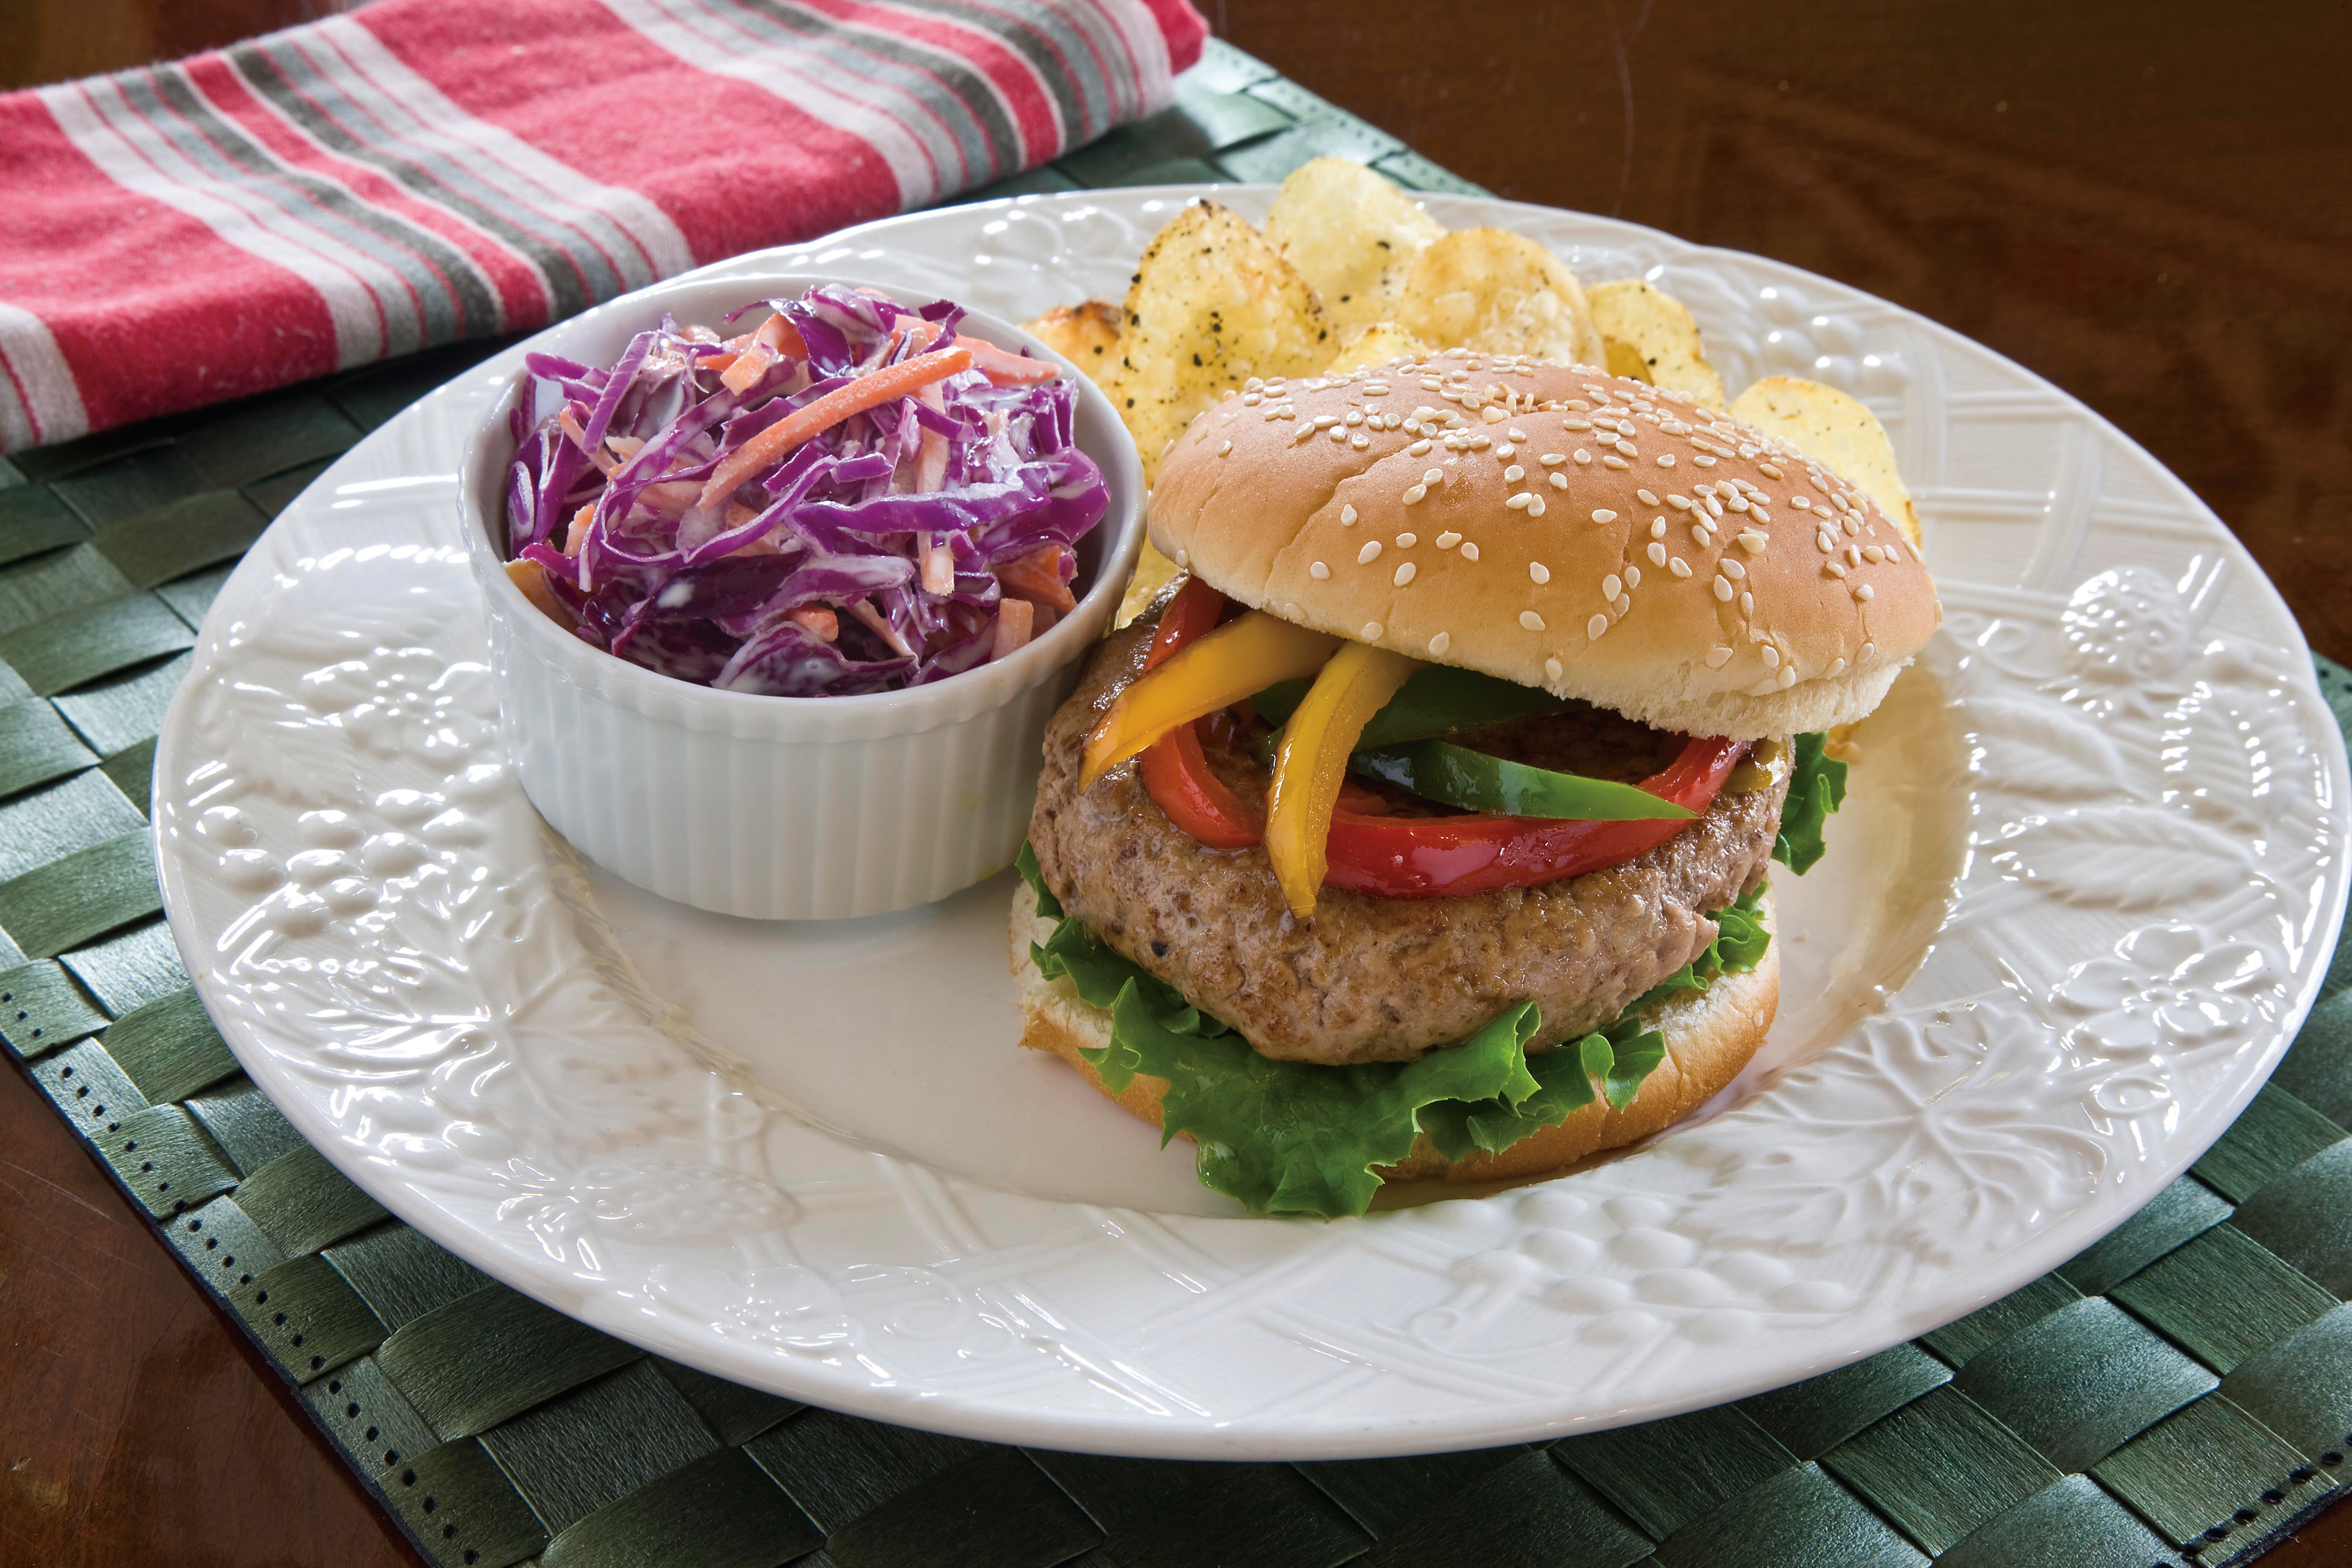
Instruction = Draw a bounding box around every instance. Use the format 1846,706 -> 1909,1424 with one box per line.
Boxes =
1149,350 -> 1940,740
1008,881 -> 1779,1186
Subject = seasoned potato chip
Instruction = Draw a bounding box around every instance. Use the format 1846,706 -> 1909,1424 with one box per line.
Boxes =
1117,542 -> 1183,628
1023,301 -> 1122,390
1587,279 -> 1726,409
1324,320 -> 1429,374
1104,200 -> 1332,487
1396,228 -> 1604,367
1264,157 -> 1446,332
1730,376 -> 1921,545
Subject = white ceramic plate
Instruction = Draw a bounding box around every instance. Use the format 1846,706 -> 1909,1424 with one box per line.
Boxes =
153,187 -> 2350,1460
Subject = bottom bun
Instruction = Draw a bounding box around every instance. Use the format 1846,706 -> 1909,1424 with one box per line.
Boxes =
1008,884 -> 1779,1186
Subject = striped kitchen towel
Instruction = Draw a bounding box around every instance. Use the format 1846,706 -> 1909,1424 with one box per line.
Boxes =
0,0 -> 1206,452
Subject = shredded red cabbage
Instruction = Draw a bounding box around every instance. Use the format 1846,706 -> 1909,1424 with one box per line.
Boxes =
503,284 -> 1108,696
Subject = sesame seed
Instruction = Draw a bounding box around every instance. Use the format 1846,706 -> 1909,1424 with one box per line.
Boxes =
1218,440 -> 1232,455
1497,444 -> 1516,459
1549,473 -> 1568,490
1460,542 -> 1481,561
1855,583 -> 1875,601
1847,544 -> 1862,565
1862,641 -> 1875,658
1483,405 -> 1507,424
1409,438 -> 1433,456
1313,414 -> 1338,428
1363,621 -> 1384,639
1625,565 -> 1641,589
1351,434 -> 1370,449
1656,454 -> 1676,467
1761,644 -> 1780,668
1436,531 -> 1462,549
1669,556 -> 1692,578
1397,532 -> 1417,547
1175,548 -> 1190,567
1591,508 -> 1618,524
1468,435 -> 1492,451
1725,492 -> 1749,513
1759,462 -> 1784,479
1602,573 -> 1622,599
1648,542 -> 1669,566
1842,514 -> 1861,535
1287,601 -> 1303,618
1741,591 -> 1754,614
1693,454 -> 1716,467
1359,541 -> 1382,564
1863,545 -> 1886,563
1506,493 -> 1534,511
1751,506 -> 1770,524
1650,518 -> 1667,539
1521,610 -> 1547,632
1345,410 -> 1364,426
1504,465 -> 1526,482
1586,613 -> 1609,640
1341,504 -> 1358,525
1826,562 -> 1847,578
1791,495 -> 1812,511
1531,562 -> 1551,584
1604,456 -> 1630,469
1614,439 -> 1637,457
1827,657 -> 1847,676
1779,666 -> 1797,689
1328,427 -> 1347,443
1615,593 -> 1631,615
1705,496 -> 1724,517
1424,467 -> 1444,485
1721,557 -> 1749,581
1818,531 -> 1837,552
1563,418 -> 1592,430
1636,489 -> 1659,505
1712,577 -> 1735,602
1692,524 -> 1712,547
1528,496 -> 1548,517
1428,631 -> 1451,655
1738,531 -> 1767,555
1508,428 -> 1528,441
1395,562 -> 1417,586
1245,378 -> 1263,392
1575,449 -> 1594,465
1668,494 -> 1693,511
1706,645 -> 1733,668
1242,392 -> 1262,405
1540,453 -> 1567,466
1544,656 -> 1563,681
1403,484 -> 1428,504
1310,560 -> 1330,579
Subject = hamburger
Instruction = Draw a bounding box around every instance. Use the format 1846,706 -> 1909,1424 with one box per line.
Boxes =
1012,350 -> 1939,1216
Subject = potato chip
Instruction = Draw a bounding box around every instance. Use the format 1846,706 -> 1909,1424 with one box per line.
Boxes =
1323,320 -> 1429,375
1730,376 -> 1921,545
1587,279 -> 1726,409
1023,301 -> 1122,390
1117,542 -> 1183,628
1264,157 -> 1446,332
1104,200 -> 1331,488
1395,227 -> 1605,367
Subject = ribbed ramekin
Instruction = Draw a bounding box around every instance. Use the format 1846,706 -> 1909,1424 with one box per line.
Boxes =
456,273 -> 1145,919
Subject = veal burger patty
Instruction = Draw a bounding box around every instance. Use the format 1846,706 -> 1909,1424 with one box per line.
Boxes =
1028,606 -> 1792,1065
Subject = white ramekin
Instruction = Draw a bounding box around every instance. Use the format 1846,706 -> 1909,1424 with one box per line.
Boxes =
457,273 -> 1145,920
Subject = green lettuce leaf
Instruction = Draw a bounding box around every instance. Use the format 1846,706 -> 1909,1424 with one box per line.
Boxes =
1016,850 -> 1774,1218
1772,732 -> 1849,874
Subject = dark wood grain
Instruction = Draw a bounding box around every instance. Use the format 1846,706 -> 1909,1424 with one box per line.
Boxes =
2,3 -> 2348,1565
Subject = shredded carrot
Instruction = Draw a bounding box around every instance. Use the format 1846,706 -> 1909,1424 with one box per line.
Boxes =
697,345 -> 973,511
562,503 -> 595,555
995,544 -> 1076,612
756,314 -> 805,358
721,340 -> 775,395
954,335 -> 1061,386
992,598 -> 1035,660
786,605 -> 838,642
505,559 -> 571,627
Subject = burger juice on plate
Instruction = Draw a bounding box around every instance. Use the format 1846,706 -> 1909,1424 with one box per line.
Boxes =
1014,351 -> 1940,1217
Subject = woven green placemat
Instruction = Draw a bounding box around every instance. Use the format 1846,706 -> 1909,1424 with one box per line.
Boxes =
6,39 -> 2352,1568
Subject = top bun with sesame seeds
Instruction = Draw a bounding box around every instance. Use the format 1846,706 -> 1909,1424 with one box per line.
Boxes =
1148,349 -> 1940,740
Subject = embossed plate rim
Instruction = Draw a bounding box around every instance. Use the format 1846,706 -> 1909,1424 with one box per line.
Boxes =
150,186 -> 2352,1457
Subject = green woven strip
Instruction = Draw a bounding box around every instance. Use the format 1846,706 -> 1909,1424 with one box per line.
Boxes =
61,917 -> 185,1012
1374,148 -> 1494,196
376,1283 -> 643,1441
1951,1297 -> 2218,1472
1818,1387 -> 2063,1554
391,1437 -> 552,1568
541,1447 -> 820,1568
478,1361 -> 721,1534
2089,1393 -> 2328,1546
0,591 -> 196,696
743,1407 -> 986,1530
0,957 -> 106,1057
232,1142 -> 389,1257
1739,1345 -> 1955,1460
2193,1084 -> 2349,1202
101,985 -> 238,1103
305,1356 -> 444,1489
170,390 -> 360,489
97,1101 -> 237,1216
163,1197 -> 289,1297
2108,1223 -> 2339,1374
1553,1405 -> 1797,1540
99,736 -> 155,810
185,1075 -> 305,1174
0,698 -> 98,798
243,454 -> 338,518
0,767 -> 144,879
2274,990 -> 2352,1124
0,542 -> 132,637
2058,1175 -> 2234,1296
325,1218 -> 495,1329
49,444 -> 209,529
822,1449 -> 1102,1568
92,490 -> 270,590
1919,1273 -> 2082,1367
0,485 -> 88,568
0,829 -> 160,956
1648,1462 -> 1924,1568
1353,1449 -> 1652,1568
1025,1451 -> 1372,1568
235,1252 -> 391,1382
2220,1304 -> 2352,1457
1933,1475 -> 2172,1568
1301,1447 -> 1532,1537
25,1036 -> 147,1136
53,651 -> 190,753
650,1358 -> 800,1448
2232,1139 -> 2352,1295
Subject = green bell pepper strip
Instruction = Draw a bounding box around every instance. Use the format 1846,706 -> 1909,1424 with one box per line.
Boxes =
1350,739 -> 1697,821
1251,664 -> 1566,750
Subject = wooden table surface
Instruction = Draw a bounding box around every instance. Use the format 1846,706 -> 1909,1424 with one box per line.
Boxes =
4,3 -> 2349,1564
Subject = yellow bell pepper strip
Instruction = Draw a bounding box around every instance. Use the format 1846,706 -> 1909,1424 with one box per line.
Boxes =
1265,641 -> 1419,918
1079,609 -> 1337,792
